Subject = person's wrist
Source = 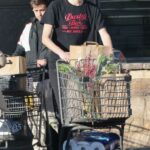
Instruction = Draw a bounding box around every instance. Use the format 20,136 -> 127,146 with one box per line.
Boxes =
58,50 -> 64,57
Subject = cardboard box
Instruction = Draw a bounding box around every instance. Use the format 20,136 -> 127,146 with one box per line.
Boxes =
0,56 -> 26,75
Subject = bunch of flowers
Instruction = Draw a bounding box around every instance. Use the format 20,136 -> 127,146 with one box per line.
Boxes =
58,53 -> 120,80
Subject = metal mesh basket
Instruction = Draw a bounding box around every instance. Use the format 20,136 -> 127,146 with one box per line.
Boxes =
57,60 -> 132,124
26,68 -> 45,93
2,95 -> 26,118
0,68 -> 45,119
0,94 -> 40,119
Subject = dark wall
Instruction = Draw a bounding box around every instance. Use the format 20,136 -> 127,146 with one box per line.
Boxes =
100,0 -> 150,58
0,0 -> 150,58
0,0 -> 33,55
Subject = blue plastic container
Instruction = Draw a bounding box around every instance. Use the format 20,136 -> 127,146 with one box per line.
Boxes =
63,131 -> 120,150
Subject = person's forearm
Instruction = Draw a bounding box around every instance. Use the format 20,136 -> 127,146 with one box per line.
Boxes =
42,35 -> 70,62
42,37 -> 64,56
99,28 -> 113,49
101,33 -> 113,49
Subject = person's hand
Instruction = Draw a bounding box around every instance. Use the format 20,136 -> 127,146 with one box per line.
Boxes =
37,59 -> 47,67
103,46 -> 113,56
58,51 -> 70,62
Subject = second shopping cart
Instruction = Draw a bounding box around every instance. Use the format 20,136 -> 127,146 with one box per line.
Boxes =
0,67 -> 49,149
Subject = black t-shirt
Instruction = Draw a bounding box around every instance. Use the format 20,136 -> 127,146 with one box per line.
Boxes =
41,0 -> 105,64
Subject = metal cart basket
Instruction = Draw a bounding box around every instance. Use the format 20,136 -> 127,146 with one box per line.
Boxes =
57,59 -> 132,150
0,68 -> 46,149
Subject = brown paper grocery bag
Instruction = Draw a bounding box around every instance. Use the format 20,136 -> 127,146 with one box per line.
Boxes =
70,41 -> 110,60
0,56 -> 26,75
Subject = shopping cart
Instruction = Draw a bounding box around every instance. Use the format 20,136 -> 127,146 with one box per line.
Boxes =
57,59 -> 132,150
0,67 -> 48,149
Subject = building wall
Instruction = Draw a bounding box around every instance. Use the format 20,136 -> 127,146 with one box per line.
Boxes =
100,0 -> 150,58
0,0 -> 32,54
124,68 -> 150,149
0,0 -> 150,57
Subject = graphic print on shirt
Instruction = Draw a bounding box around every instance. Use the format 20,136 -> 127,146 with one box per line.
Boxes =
61,12 -> 89,34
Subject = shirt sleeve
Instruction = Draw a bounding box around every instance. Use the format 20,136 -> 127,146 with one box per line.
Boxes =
13,44 -> 25,56
95,9 -> 105,30
41,2 -> 56,26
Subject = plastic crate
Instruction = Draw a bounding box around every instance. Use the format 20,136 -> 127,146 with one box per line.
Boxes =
0,118 -> 32,145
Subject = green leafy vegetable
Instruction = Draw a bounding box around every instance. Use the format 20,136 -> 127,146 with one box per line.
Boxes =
96,55 -> 119,77
58,63 -> 73,73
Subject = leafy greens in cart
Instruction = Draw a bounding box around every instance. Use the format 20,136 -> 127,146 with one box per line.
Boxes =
58,54 -> 119,80
96,55 -> 119,77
